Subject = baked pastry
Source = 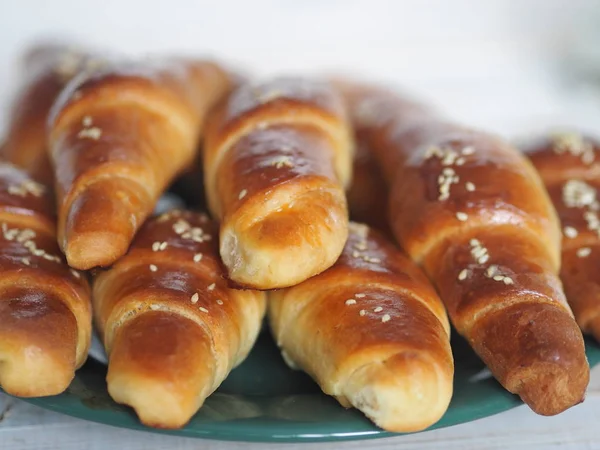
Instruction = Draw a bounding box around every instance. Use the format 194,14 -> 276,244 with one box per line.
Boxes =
0,162 -> 91,396
1,44 -> 101,184
523,132 -> 600,340
48,57 -> 234,269
269,222 -> 453,432
93,210 -> 266,428
203,77 -> 353,288
341,82 -> 590,415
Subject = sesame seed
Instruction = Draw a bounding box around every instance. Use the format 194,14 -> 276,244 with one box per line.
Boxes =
381,314 -> 391,323
577,247 -> 592,258
478,254 -> 490,264
562,180 -> 598,209
364,256 -> 381,263
152,241 -> 160,251
456,157 -> 466,166
159,242 -> 168,251
470,239 -> 480,246
461,146 -> 475,155
191,293 -> 199,304
458,269 -> 469,280
77,127 -> 102,140
82,116 -> 92,127
21,257 -> 30,266
486,265 -> 498,278
354,241 -> 368,251
456,212 -> 468,221
493,275 -> 504,281
149,264 -> 158,272
352,250 -> 360,258
564,226 -> 578,238
238,189 -> 248,200
359,309 -> 366,316
355,293 -> 366,298
193,253 -> 203,262
71,269 -> 81,279
199,307 -> 209,313
552,132 -> 595,165
466,182 -> 476,192
207,283 -> 216,291
7,180 -> 45,198
374,306 -> 383,312
503,277 -> 514,285
216,299 -> 223,305
173,219 -> 190,234
345,299 -> 357,305
272,156 -> 294,169
150,304 -> 160,310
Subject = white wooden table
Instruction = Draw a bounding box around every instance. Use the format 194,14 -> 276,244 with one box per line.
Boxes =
1,365 -> 600,450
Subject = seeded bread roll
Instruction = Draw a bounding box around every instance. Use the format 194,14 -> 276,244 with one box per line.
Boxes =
48,57 -> 234,269
341,82 -> 589,416
269,222 -> 453,432
0,162 -> 91,397
523,133 -> 600,341
93,210 -> 266,429
1,44 -> 102,184
203,77 -> 353,289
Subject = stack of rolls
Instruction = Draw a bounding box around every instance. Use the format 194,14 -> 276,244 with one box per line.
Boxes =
0,42 -> 593,432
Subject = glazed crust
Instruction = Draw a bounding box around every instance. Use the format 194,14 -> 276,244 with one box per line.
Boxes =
341,82 -> 589,416
269,222 -> 453,432
49,58 -> 234,269
0,44 -> 103,184
524,133 -> 600,340
203,78 -> 353,288
93,210 -> 266,429
0,163 -> 91,397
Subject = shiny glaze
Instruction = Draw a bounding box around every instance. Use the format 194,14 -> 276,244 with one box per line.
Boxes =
0,163 -> 91,397
1,44 -> 96,184
524,134 -> 600,337
48,57 -> 233,269
346,133 -> 390,233
217,124 -> 338,220
203,77 -> 352,289
92,210 -> 266,428
204,77 -> 353,217
269,222 -> 453,432
343,82 -> 588,415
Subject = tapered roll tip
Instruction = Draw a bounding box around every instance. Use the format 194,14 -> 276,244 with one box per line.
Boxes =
107,375 -> 199,429
60,177 -> 146,269
65,231 -> 131,270
220,186 -> 348,289
342,352 -> 453,432
105,312 -> 216,428
0,291 -> 79,397
511,362 -> 589,415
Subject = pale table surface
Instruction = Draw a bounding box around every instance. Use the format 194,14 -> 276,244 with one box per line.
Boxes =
0,365 -> 599,450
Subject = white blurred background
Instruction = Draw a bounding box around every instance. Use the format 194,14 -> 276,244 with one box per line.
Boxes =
1,0 -> 600,138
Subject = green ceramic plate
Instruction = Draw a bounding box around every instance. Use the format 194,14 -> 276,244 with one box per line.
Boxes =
14,332 -> 600,443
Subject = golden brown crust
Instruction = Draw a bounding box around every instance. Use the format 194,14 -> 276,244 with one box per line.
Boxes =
49,58 -> 234,269
269,222 -> 453,432
93,210 -> 266,429
524,133 -> 600,341
343,82 -> 589,415
204,78 -> 353,288
0,44 -> 106,185
0,162 -> 91,397
346,134 -> 390,233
